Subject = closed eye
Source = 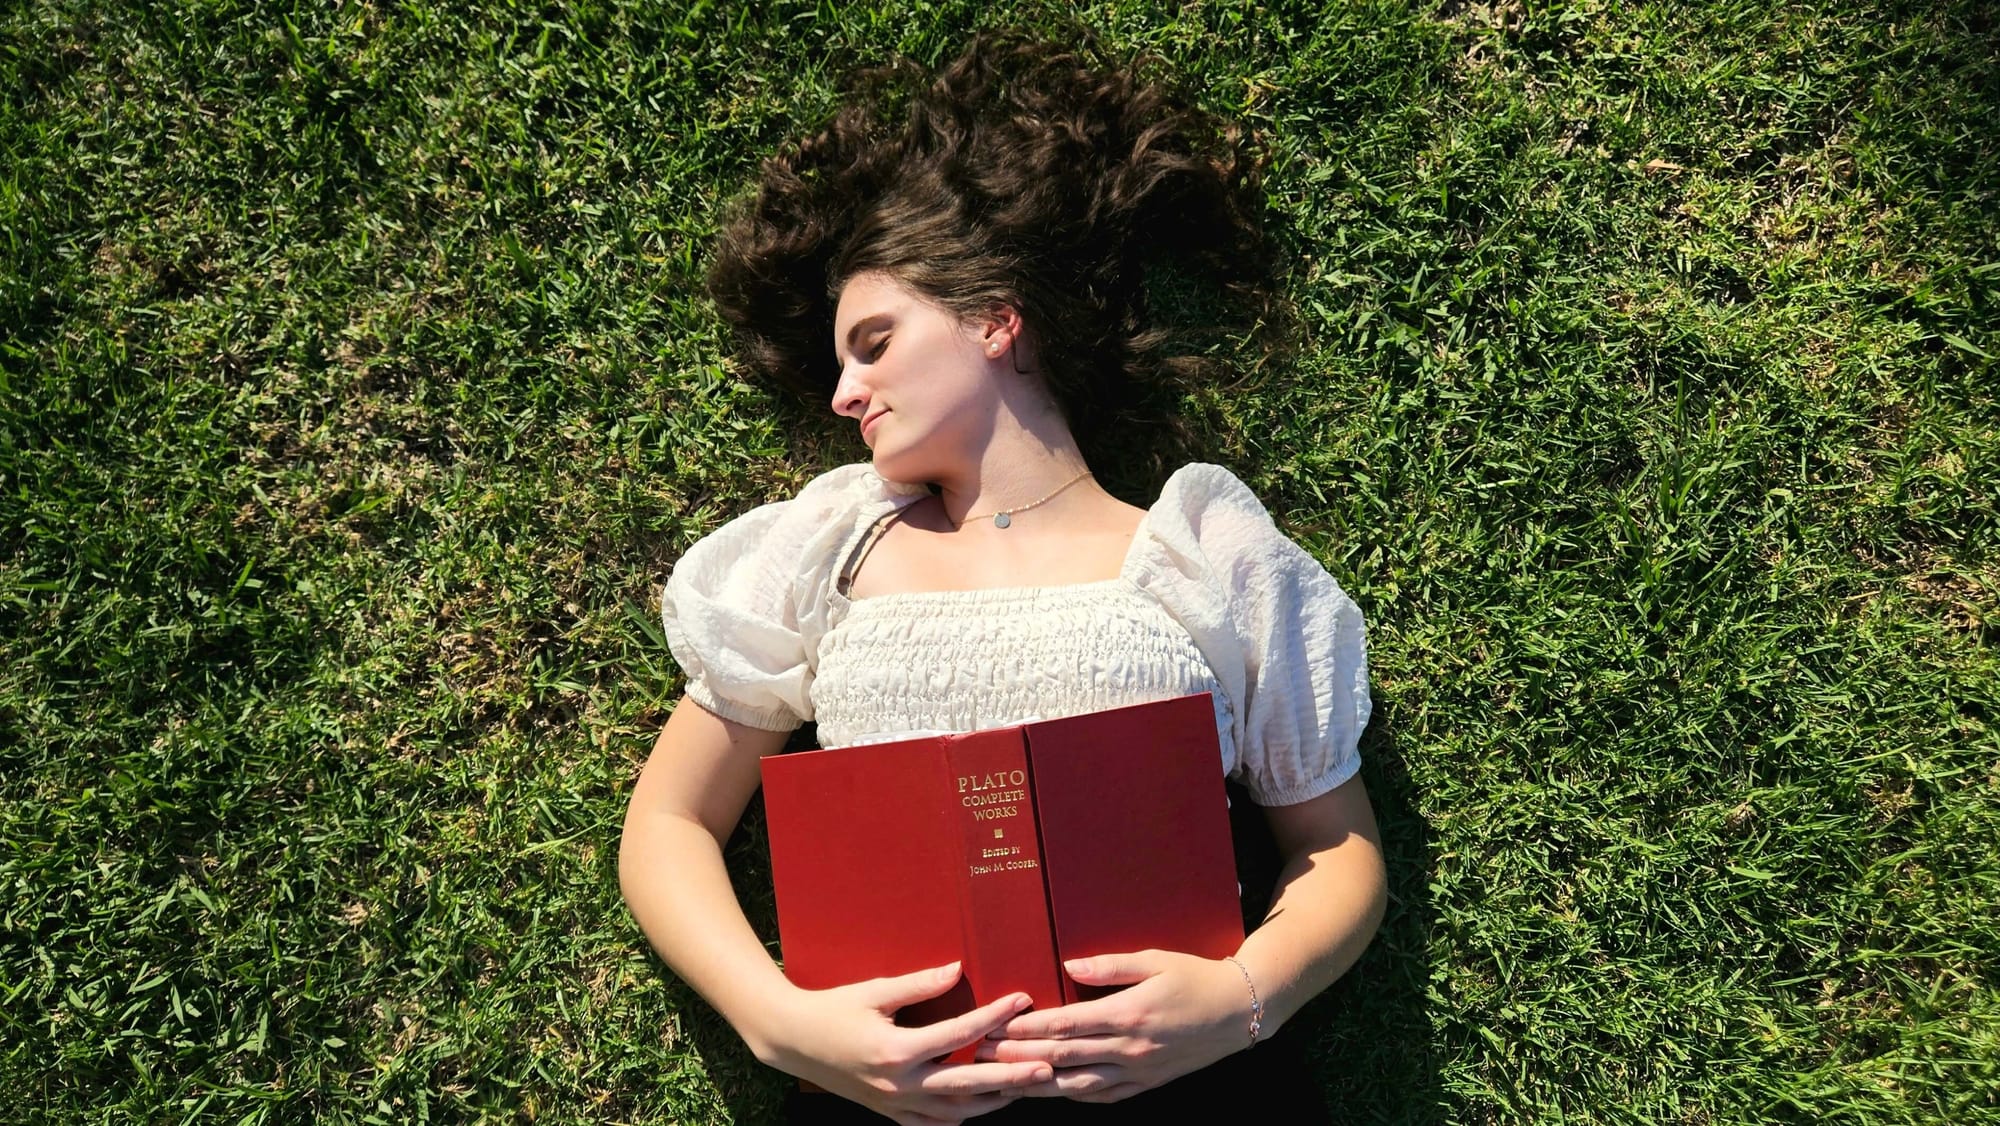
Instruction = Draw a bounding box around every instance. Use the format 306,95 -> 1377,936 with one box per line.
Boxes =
868,336 -> 890,361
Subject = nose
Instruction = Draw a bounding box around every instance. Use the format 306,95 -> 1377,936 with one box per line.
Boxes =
830,363 -> 870,420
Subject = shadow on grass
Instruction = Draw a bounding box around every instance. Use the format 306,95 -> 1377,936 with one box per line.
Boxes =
1309,720 -> 1444,1124
689,727 -> 810,1124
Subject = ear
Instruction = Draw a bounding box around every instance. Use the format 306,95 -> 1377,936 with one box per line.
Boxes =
977,303 -> 1025,359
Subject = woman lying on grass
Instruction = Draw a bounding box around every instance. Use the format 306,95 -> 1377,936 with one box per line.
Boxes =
620,30 -> 1387,1125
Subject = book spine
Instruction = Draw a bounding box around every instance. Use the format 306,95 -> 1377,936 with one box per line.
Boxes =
943,729 -> 1065,1040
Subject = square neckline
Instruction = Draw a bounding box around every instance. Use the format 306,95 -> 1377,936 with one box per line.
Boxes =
832,492 -> 1155,607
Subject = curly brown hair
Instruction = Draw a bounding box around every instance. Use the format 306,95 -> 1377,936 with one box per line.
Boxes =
704,28 -> 1291,466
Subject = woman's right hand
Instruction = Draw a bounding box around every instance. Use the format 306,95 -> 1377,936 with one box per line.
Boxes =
755,961 -> 1056,1126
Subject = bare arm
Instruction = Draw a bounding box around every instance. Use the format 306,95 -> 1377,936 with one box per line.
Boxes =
1234,774 -> 1390,1035
617,697 -> 1055,1125
617,696 -> 796,1048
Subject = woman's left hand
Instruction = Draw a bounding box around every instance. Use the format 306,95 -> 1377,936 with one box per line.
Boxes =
971,949 -> 1252,1103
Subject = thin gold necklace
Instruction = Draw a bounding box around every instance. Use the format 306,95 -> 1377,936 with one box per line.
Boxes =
951,469 -> 1094,529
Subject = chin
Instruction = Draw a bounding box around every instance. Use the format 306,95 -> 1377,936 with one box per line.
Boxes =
868,444 -> 939,487
869,452 -> 924,485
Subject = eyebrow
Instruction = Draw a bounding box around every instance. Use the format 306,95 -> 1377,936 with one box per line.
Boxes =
836,313 -> 892,363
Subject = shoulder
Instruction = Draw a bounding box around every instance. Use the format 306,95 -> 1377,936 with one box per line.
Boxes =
793,461 -> 930,511
1138,463 -> 1373,806
1136,461 -> 1366,650
723,461 -> 922,534
665,462 -> 926,633
1143,463 -> 1298,577
1154,462 -> 1274,521
675,463 -> 923,573
657,463 -> 925,729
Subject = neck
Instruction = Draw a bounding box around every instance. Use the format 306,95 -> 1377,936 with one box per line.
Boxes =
930,394 -> 1092,527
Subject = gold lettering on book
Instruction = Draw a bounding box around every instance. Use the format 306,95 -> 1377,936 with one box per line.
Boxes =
960,786 -> 1026,822
960,788 -> 1025,808
957,770 -> 1028,794
968,857 -> 1040,878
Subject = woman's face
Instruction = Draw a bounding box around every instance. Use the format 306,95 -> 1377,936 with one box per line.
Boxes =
829,271 -> 1010,483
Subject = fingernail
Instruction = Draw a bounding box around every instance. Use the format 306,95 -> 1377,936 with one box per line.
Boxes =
1010,994 -> 1031,1012
1031,1066 -> 1053,1082
938,961 -> 960,982
1063,958 -> 1088,975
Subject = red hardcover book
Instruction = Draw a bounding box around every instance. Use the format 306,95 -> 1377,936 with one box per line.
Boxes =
759,692 -> 1242,1062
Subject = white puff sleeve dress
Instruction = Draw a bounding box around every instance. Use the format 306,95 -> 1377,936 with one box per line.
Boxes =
660,462 -> 1371,806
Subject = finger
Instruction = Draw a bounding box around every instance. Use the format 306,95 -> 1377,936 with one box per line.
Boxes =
1007,1064 -> 1124,1098
915,1060 -> 1054,1097
856,961 -> 964,1011
908,1090 -> 1020,1122
1073,1081 -> 1147,1104
905,990 -> 1033,1060
984,996 -> 1126,1041
1063,949 -> 1169,987
975,1034 -> 1131,1068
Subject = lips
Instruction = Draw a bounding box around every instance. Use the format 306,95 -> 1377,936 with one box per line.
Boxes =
860,409 -> 888,443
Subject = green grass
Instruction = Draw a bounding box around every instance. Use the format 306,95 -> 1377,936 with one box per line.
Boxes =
3,0 -> 1996,1122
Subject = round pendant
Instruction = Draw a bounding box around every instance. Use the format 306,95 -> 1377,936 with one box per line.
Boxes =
992,512 -> 1012,529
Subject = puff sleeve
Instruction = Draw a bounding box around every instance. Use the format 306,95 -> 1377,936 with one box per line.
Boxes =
659,464 -> 914,731
1131,464 -> 1373,805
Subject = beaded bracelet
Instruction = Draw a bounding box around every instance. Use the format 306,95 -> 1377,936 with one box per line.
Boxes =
1223,956 -> 1264,1047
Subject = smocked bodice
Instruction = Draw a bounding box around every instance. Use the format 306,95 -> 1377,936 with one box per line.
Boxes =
811,578 -> 1235,753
